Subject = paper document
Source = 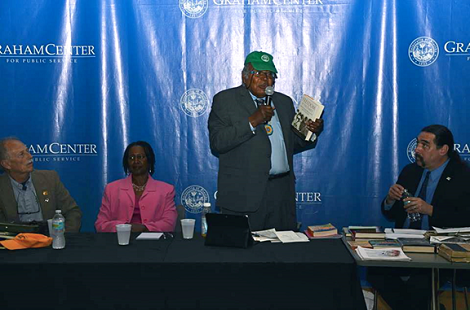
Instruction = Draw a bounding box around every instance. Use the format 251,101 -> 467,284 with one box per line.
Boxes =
356,246 -> 411,261
433,227 -> 470,234
275,231 -> 309,243
136,232 -> 163,240
252,229 -> 309,243
252,229 -> 280,242
386,228 -> 427,235
384,228 -> 426,239
430,235 -> 470,244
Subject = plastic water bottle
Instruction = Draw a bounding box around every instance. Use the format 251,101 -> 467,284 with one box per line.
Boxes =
52,210 -> 66,249
201,202 -> 211,237
402,189 -> 421,222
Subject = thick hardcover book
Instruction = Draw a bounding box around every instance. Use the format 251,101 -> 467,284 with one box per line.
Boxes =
438,243 -> 470,262
307,223 -> 337,237
351,230 -> 385,240
398,238 -> 436,253
348,226 -> 382,233
342,227 -> 352,238
347,239 -> 373,250
291,94 -> 324,141
369,239 -> 401,249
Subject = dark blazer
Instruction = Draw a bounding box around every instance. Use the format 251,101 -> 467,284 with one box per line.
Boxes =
208,85 -> 312,213
0,170 -> 82,232
382,158 -> 470,229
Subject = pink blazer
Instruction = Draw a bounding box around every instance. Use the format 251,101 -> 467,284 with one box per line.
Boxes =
95,175 -> 177,232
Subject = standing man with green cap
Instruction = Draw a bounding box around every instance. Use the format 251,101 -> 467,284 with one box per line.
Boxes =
208,51 -> 324,231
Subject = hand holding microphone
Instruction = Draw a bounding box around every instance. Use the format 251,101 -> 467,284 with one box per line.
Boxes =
248,86 -> 275,127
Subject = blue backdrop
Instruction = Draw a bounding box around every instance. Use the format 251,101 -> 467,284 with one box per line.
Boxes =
1,0 -> 469,232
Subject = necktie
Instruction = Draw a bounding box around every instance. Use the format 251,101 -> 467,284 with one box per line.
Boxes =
255,98 -> 265,107
21,181 -> 27,191
410,171 -> 430,229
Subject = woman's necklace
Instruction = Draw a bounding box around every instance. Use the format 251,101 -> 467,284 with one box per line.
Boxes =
132,182 -> 147,192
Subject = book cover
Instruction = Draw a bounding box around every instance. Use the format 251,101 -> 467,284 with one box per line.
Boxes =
369,239 -> 401,249
342,227 -> 352,238
307,223 -> 337,237
438,244 -> 470,262
351,230 -> 385,240
304,229 -> 342,239
291,94 -> 324,141
348,226 -> 382,233
347,239 -> 373,250
398,238 -> 436,253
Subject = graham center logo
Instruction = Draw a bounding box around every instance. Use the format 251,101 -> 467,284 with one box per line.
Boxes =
28,143 -> 98,163
0,43 -> 96,64
454,143 -> 470,162
296,191 -> 322,205
179,0 -> 209,18
407,138 -> 417,163
180,88 -> 210,117
407,138 -> 470,162
444,40 -> 470,61
181,185 -> 210,213
181,0 -> 325,18
408,37 -> 439,67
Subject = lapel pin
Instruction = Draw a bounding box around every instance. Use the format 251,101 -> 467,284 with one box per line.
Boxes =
45,198 -> 50,203
43,191 -> 49,196
446,177 -> 451,181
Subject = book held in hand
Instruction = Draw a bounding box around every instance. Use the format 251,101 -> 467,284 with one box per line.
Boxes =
292,94 -> 324,141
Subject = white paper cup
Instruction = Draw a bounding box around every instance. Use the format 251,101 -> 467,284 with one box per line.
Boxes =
47,219 -> 54,237
181,219 -> 195,239
116,224 -> 132,245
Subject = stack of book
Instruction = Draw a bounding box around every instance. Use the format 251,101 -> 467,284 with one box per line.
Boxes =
347,239 -> 373,250
438,243 -> 470,262
348,226 -> 385,240
305,223 -> 338,238
398,238 -> 436,253
369,239 -> 401,249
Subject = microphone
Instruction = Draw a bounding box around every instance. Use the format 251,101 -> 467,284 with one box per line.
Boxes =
265,86 -> 274,106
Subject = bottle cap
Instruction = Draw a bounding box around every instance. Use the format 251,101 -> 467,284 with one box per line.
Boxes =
55,210 -> 61,214
203,202 -> 211,207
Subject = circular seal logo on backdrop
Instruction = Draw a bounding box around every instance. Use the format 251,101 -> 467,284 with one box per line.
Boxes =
179,0 -> 208,18
180,88 -> 210,117
407,138 -> 417,163
181,185 -> 210,214
408,37 -> 439,67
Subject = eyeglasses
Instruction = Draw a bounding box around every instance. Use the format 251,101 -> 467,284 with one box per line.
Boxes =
129,154 -> 146,162
249,70 -> 277,79
16,190 -> 41,216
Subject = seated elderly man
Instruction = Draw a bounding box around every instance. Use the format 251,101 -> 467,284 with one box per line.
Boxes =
0,137 -> 82,232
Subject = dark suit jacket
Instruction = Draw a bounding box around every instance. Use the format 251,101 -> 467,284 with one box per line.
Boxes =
382,158 -> 470,229
0,170 -> 82,232
208,85 -> 313,213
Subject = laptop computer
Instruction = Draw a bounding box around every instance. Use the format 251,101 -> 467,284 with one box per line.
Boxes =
204,213 -> 254,248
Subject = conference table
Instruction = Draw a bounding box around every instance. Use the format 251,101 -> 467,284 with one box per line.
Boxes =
0,233 -> 367,310
343,238 -> 470,310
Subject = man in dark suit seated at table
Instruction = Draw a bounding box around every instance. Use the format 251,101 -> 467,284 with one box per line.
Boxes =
208,51 -> 323,231
0,137 -> 82,232
368,124 -> 470,309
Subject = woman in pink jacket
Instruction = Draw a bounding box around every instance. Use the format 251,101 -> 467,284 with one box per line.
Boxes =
95,141 -> 177,232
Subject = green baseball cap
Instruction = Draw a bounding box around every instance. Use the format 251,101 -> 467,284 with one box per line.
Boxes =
244,51 -> 278,73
